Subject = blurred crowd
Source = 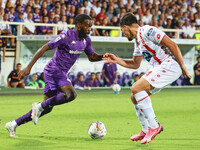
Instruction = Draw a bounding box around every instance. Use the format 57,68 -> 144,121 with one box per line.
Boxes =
0,0 -> 200,38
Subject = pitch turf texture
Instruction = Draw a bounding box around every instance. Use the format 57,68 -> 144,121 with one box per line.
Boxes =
0,87 -> 200,150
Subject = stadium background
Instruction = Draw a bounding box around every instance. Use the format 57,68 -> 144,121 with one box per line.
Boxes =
0,0 -> 200,87
0,0 -> 200,149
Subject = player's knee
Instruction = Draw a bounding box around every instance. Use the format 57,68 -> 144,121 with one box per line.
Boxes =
131,86 -> 139,95
64,91 -> 77,102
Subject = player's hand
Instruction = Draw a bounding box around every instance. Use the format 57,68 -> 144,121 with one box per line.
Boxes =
105,77 -> 110,83
103,53 -> 119,64
18,67 -> 31,79
181,65 -> 191,78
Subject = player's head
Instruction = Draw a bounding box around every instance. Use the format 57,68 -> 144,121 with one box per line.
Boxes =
74,14 -> 92,40
90,72 -> 96,80
120,12 -> 138,41
31,73 -> 38,82
78,74 -> 84,82
16,63 -> 22,71
96,72 -> 101,79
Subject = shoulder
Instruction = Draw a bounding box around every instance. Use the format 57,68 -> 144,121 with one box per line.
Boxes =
140,25 -> 157,36
66,29 -> 76,37
85,36 -> 92,42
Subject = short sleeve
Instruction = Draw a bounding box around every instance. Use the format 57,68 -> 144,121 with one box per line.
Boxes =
84,36 -> 94,55
133,40 -> 142,56
144,26 -> 166,44
194,64 -> 197,71
48,32 -> 67,49
8,71 -> 12,79
102,63 -> 107,70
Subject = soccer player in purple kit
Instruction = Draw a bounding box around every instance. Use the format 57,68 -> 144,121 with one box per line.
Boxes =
5,14 -> 104,137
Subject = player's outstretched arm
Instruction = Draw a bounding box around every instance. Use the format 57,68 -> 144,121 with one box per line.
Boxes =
160,35 -> 191,78
87,52 -> 103,62
103,53 -> 142,69
18,43 -> 51,79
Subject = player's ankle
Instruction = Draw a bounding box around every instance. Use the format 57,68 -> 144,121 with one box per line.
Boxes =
37,103 -> 44,111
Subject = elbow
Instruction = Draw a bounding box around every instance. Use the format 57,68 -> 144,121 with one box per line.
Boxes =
170,41 -> 178,50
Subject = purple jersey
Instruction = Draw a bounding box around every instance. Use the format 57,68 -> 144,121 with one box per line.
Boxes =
103,63 -> 117,86
39,26 -> 52,33
47,29 -> 94,72
95,79 -> 102,87
74,79 -> 85,87
21,4 -> 26,12
33,13 -> 40,23
8,14 -> 15,22
85,79 -> 97,87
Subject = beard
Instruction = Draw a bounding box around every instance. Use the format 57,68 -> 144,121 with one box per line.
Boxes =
78,28 -> 88,40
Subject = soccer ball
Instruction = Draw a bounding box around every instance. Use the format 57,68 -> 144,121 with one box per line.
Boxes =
88,121 -> 107,139
112,84 -> 121,93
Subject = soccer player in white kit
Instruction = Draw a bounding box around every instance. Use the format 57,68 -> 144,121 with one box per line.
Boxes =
103,13 -> 191,144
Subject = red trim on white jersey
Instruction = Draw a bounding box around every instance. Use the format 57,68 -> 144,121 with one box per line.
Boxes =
139,31 -> 162,64
160,34 -> 166,44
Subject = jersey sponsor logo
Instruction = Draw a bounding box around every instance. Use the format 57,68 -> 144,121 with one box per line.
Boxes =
69,50 -> 83,54
54,36 -> 61,42
142,51 -> 153,62
147,28 -> 156,37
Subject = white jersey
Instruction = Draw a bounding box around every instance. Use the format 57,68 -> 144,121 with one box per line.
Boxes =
133,25 -> 174,66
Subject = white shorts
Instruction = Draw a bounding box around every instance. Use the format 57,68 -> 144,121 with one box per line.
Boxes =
142,58 -> 182,94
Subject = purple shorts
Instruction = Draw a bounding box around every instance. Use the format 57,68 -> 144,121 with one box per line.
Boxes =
44,60 -> 71,94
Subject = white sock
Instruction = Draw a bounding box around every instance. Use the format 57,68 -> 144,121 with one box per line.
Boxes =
134,91 -> 159,129
37,103 -> 44,111
11,120 -> 18,128
133,104 -> 149,133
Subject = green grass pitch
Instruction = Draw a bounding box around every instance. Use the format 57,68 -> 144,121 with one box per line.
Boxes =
0,87 -> 200,150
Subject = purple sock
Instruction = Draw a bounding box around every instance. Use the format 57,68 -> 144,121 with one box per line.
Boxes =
15,93 -> 69,126
41,93 -> 66,109
15,107 -> 53,126
15,110 -> 32,126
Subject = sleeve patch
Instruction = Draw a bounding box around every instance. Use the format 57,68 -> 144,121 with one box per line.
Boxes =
54,36 -> 61,42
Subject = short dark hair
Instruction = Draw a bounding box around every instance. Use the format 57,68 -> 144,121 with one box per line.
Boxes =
78,74 -> 84,78
120,12 -> 137,26
197,56 -> 200,60
16,63 -> 21,66
74,14 -> 92,25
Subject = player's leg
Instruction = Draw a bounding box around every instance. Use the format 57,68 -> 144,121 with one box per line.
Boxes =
130,92 -> 150,141
31,84 -> 77,125
18,83 -> 25,88
10,82 -> 18,88
131,78 -> 162,144
5,92 -> 56,137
